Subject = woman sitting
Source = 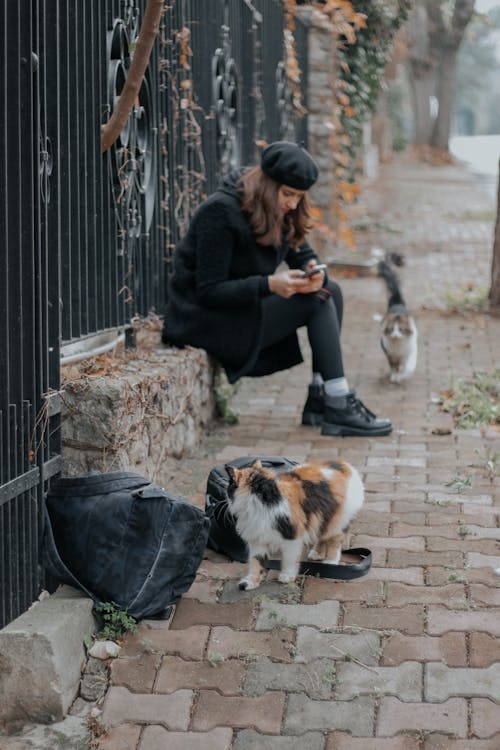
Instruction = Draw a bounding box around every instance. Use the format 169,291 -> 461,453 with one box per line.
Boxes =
163,141 -> 391,437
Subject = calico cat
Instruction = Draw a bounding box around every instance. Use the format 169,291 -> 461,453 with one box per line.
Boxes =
225,458 -> 364,590
378,259 -> 418,383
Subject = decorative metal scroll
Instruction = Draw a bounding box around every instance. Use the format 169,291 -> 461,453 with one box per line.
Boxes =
39,134 -> 53,204
106,6 -> 156,255
212,25 -> 239,176
276,60 -> 295,141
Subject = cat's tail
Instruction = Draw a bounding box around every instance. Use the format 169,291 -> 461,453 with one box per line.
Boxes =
378,259 -> 406,308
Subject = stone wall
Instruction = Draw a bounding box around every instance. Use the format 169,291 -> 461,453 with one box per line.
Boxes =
301,8 -> 338,256
60,337 -> 218,488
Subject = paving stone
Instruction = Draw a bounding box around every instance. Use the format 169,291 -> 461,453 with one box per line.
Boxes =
327,733 -> 421,750
220,579 -> 301,603
171,599 -> 254,629
427,607 -> 500,636
470,633 -> 500,667
469,583 -> 500,606
97,724 -> 142,750
156,655 -> 245,694
119,625 -> 209,659
467,552 -> 500,569
392,523 -> 460,538
471,698 -> 500,737
101,687 -> 192,730
295,627 -> 380,666
425,663 -> 500,701
110,653 -> 160,692
367,456 -> 426,467
350,521 -> 391,536
302,578 -> 384,605
243,656 -> 336,699
343,604 -> 425,635
183,580 -> 221,603
377,697 -> 468,737
208,626 -> 295,661
427,492 -> 493,506
352,535 -> 425,551
255,599 -> 340,630
284,694 -> 375,735
424,735 -> 500,750
385,582 -> 466,607
197,559 -> 248,581
192,690 -> 285,734
234,729 -> 325,750
427,537 -> 498,554
368,567 -> 424,584
335,661 -> 422,701
455,524 -> 500,540
139,726 -> 232,750
381,632 -> 467,667
387,550 -> 463,567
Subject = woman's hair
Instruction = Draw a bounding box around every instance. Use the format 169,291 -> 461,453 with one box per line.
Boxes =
239,166 -> 314,248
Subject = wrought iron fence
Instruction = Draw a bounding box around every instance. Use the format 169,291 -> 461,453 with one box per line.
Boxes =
0,0 -> 309,628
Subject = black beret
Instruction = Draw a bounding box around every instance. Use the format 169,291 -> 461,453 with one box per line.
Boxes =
261,141 -> 319,190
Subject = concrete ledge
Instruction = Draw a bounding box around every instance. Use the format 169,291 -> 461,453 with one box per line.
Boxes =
0,586 -> 97,723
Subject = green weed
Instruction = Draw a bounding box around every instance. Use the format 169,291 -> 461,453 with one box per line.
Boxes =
445,475 -> 472,493
440,371 -> 500,428
214,371 -> 240,424
443,285 -> 489,314
472,446 -> 500,482
207,651 -> 225,668
95,602 -> 137,641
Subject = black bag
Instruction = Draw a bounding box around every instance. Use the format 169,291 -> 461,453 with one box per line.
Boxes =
44,471 -> 210,619
205,455 -> 372,579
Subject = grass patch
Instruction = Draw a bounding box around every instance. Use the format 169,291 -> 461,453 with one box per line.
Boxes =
444,285 -> 489,314
352,218 -> 402,234
457,209 -> 496,222
440,370 -> 500,428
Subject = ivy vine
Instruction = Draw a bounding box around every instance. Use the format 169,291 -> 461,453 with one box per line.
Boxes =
289,0 -> 412,246
336,0 -> 412,182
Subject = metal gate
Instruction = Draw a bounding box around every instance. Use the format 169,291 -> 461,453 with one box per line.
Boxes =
0,0 -> 309,629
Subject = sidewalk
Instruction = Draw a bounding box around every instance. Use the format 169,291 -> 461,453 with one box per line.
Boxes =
98,153 -> 500,749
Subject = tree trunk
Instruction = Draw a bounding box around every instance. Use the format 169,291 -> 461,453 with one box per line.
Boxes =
490,159 -> 500,314
101,0 -> 164,153
407,60 -> 435,144
430,46 -> 458,150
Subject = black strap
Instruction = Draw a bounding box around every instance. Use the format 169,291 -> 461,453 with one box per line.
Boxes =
261,547 -> 372,580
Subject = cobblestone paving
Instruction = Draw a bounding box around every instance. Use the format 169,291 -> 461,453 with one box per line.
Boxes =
98,154 -> 500,749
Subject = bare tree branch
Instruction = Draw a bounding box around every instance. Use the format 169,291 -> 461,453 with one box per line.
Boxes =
101,0 -> 164,154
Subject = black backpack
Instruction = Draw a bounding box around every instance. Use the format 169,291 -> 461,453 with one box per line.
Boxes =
44,471 -> 210,619
205,455 -> 372,580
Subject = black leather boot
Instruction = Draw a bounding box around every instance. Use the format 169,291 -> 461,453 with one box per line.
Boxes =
301,384 -> 325,426
321,391 -> 392,437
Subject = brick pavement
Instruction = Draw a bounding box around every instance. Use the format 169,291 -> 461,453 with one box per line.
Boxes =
96,154 -> 500,749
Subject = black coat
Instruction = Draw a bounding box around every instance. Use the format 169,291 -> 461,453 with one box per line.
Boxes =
163,171 -> 318,383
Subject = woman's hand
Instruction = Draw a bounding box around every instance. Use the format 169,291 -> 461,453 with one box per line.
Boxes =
295,260 -> 325,294
268,269 -> 308,298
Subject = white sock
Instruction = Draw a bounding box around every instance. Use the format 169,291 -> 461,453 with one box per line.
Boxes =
324,377 -> 349,398
312,373 -> 324,386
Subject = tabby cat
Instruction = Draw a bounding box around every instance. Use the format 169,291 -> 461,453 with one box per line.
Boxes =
379,259 -> 418,383
225,458 -> 364,590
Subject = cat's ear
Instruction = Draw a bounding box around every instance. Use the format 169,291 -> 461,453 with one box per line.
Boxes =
225,464 -> 237,482
253,459 -> 263,470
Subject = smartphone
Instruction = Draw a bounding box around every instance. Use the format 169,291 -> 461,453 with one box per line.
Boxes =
303,263 -> 327,277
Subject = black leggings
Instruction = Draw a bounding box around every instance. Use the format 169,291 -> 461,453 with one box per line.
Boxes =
260,280 -> 344,380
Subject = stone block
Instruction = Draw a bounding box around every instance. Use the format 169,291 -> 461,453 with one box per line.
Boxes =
0,587 -> 97,722
60,344 -> 217,487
